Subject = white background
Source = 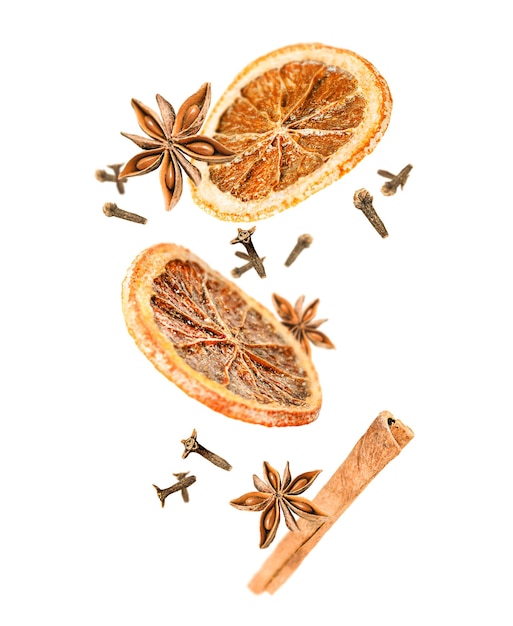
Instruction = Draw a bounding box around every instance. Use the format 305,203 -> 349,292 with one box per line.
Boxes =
1,1 -> 512,624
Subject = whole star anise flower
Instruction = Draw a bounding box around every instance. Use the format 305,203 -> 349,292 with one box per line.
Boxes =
119,83 -> 236,211
272,293 -> 335,357
230,461 -> 329,549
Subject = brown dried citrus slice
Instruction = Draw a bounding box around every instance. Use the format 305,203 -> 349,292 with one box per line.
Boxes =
191,42 -> 392,221
122,243 -> 321,427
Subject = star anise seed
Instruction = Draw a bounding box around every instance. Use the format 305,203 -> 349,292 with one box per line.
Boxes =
119,83 -> 236,211
272,293 -> 335,357
230,461 -> 329,549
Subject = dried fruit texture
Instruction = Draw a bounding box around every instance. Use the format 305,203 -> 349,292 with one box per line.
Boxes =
122,244 -> 322,427
191,43 -> 392,221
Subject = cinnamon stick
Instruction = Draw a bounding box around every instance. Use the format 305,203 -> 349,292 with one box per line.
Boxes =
248,410 -> 414,594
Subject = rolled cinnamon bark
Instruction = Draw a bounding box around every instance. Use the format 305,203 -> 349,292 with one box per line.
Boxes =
248,410 -> 414,594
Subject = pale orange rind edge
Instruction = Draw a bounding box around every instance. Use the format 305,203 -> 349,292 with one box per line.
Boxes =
121,243 -> 322,427
191,42 -> 393,222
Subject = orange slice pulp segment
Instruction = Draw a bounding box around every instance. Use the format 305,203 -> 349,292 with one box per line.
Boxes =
191,42 -> 392,222
122,243 -> 322,427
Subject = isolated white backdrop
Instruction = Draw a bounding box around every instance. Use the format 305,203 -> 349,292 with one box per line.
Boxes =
1,1 -> 512,624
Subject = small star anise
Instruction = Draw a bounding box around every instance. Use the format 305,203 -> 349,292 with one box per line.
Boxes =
230,461 -> 329,549
119,83 -> 236,211
272,293 -> 335,357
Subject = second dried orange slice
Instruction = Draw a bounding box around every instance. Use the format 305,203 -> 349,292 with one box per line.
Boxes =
191,43 -> 392,221
122,244 -> 321,427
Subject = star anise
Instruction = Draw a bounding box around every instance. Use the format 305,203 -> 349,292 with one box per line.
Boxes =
230,461 -> 329,549
271,293 -> 335,357
119,83 -> 236,211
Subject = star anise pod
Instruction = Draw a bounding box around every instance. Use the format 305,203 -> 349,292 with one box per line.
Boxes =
119,83 -> 236,211
272,293 -> 335,357
230,461 -> 329,549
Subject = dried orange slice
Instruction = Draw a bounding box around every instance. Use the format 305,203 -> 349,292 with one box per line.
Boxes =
191,42 -> 392,221
122,243 -> 321,427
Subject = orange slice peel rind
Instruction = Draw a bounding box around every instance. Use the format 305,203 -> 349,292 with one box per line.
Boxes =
122,243 -> 322,427
191,42 -> 393,222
